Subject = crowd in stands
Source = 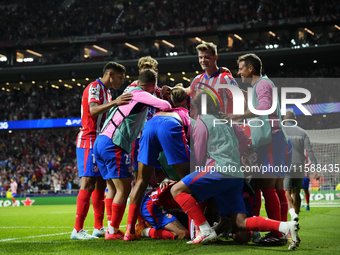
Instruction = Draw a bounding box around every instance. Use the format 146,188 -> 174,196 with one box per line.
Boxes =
0,128 -> 80,196
1,0 -> 339,41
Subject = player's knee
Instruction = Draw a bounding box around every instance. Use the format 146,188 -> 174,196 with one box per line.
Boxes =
81,178 -> 96,192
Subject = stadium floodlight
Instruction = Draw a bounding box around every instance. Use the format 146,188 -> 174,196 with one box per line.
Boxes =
93,45 -> 108,53
125,43 -> 139,51
167,72 -> 171,76
280,63 -> 284,66
161,40 -> 175,48
304,28 -> 314,35
170,78 -> 175,81
313,60 -> 317,63
234,34 -> 242,40
26,49 -> 42,57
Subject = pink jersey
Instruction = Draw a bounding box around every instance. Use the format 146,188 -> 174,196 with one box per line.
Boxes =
165,107 -> 191,140
101,89 -> 171,140
190,68 -> 238,113
76,79 -> 111,149
255,79 -> 280,133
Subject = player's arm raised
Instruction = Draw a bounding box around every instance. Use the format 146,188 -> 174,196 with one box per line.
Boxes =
89,93 -> 132,117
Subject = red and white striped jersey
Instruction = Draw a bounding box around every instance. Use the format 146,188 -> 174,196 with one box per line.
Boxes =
190,68 -> 239,114
76,79 -> 111,149
10,181 -> 17,193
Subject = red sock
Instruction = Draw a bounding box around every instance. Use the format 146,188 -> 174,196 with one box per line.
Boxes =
149,228 -> 175,239
111,202 -> 126,229
174,193 -> 207,227
137,213 -> 147,226
277,189 -> 288,221
105,198 -> 113,223
126,204 -> 140,234
305,193 -> 310,205
92,190 -> 105,229
246,216 -> 280,232
254,190 -> 262,216
263,188 -> 281,237
74,189 -> 91,231
12,197 -> 15,204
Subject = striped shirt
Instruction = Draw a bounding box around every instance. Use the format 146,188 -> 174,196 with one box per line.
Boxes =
76,79 -> 111,149
189,68 -> 239,113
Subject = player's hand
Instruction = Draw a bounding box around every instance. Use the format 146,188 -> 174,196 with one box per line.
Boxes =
161,85 -> 171,97
115,93 -> 132,106
159,179 -> 176,190
221,113 -> 233,120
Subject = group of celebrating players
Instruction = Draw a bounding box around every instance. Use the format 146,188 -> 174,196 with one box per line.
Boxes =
70,42 -> 301,250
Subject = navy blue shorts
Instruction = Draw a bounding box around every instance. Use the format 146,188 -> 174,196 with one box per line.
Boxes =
140,195 -> 177,230
303,177 -> 309,190
181,163 -> 246,216
76,147 -> 101,178
257,131 -> 288,177
94,135 -> 132,180
138,116 -> 190,166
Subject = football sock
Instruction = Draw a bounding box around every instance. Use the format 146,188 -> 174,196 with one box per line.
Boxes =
109,202 -> 126,234
137,213 -> 147,226
92,190 -> 105,229
305,193 -> 310,205
105,198 -> 113,226
141,228 -> 151,237
254,190 -> 262,216
74,189 -> 91,232
263,188 -> 281,237
246,216 -> 280,232
174,192 -> 207,227
277,189 -> 288,221
126,204 -> 140,234
149,228 -> 175,240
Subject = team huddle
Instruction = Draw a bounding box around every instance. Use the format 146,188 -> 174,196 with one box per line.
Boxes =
71,42 -> 304,250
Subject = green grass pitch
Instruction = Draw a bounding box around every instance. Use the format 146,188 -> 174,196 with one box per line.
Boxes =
0,203 -> 340,254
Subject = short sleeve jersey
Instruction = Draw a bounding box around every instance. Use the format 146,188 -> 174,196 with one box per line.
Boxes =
190,68 -> 239,114
76,79 -> 111,149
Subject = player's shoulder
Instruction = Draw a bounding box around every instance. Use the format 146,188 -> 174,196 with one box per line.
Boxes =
192,73 -> 205,82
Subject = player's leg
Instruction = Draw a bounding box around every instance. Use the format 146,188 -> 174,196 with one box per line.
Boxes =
232,212 -> 300,250
91,176 -> 106,237
106,177 -> 132,240
276,177 -> 288,222
303,177 -> 310,211
292,178 -> 303,215
125,162 -> 154,241
125,117 -> 164,240
105,179 -> 116,228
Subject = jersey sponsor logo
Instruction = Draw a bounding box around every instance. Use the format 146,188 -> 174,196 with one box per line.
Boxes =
0,122 -> 8,129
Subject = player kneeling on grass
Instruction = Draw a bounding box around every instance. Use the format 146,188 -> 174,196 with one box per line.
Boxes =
136,181 -> 189,240
170,92 -> 300,250
125,84 -> 191,241
94,69 -> 172,240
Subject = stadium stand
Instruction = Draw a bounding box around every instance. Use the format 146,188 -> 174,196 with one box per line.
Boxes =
0,0 -> 339,196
